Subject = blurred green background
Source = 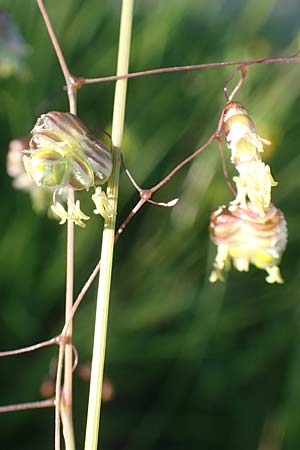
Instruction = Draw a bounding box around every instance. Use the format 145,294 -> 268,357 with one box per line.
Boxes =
1,0 -> 300,449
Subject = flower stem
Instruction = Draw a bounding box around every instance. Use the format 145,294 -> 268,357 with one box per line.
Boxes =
61,188 -> 76,450
36,2 -> 77,449
83,1 -> 134,449
61,90 -> 77,450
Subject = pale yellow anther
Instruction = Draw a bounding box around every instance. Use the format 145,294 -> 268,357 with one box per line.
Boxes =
209,245 -> 229,283
234,257 -> 249,272
69,199 -> 90,227
265,266 -> 284,284
51,199 -> 90,228
231,176 -> 248,209
51,202 -> 69,225
232,162 -> 277,216
92,187 -> 115,221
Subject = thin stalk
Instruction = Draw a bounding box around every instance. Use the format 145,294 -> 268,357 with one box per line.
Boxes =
83,1 -> 134,450
61,189 -> 76,450
0,399 -> 55,413
36,0 -> 72,84
36,2 -> 76,449
82,55 -> 300,85
61,94 -> 77,450
0,336 -> 58,357
55,342 -> 65,450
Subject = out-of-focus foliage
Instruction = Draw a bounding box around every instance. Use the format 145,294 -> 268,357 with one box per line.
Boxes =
1,1 -> 300,449
0,8 -> 28,78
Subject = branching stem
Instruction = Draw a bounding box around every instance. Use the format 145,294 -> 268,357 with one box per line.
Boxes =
81,54 -> 300,85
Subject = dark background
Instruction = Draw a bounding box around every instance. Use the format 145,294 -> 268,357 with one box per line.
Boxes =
1,0 -> 300,449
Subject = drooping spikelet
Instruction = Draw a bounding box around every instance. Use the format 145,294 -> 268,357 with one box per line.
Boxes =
23,112 -> 113,227
209,202 -> 287,284
24,111 -> 112,191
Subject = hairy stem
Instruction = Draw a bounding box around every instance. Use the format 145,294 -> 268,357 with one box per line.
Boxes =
83,1 -> 134,449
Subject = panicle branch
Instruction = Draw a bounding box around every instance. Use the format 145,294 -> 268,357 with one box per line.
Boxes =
77,54 -> 300,86
0,399 -> 55,413
0,337 -> 59,357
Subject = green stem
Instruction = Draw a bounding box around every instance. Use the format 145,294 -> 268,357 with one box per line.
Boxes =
83,1 -> 134,450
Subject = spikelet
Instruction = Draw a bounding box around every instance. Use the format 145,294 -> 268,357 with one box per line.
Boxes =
209,203 -> 287,284
24,112 -> 112,190
24,112 -> 113,227
223,101 -> 276,217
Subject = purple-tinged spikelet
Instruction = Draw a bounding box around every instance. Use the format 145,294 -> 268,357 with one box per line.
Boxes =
23,112 -> 113,227
24,112 -> 112,190
209,202 -> 287,284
